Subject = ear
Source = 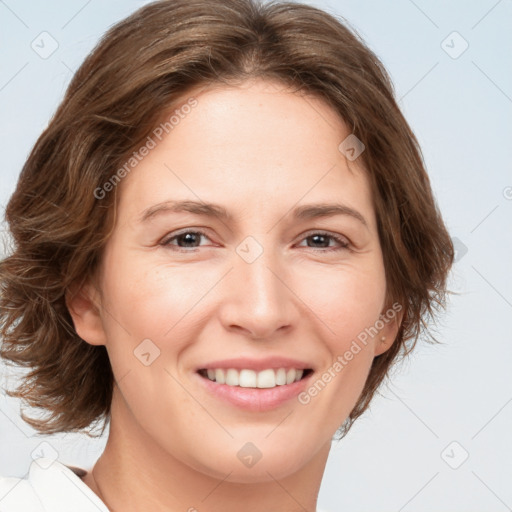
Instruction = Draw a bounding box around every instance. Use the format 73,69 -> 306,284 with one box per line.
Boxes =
373,301 -> 405,357
65,278 -> 107,346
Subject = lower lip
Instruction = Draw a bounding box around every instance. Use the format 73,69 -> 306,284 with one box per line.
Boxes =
195,371 -> 313,412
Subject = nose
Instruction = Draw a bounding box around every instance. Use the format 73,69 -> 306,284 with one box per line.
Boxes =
217,243 -> 299,340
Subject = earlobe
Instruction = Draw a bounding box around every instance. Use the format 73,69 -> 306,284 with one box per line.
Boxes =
65,280 -> 107,346
374,334 -> 395,356
373,305 -> 404,357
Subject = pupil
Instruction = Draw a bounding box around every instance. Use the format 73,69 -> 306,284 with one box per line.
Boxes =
180,233 -> 199,247
310,234 -> 328,248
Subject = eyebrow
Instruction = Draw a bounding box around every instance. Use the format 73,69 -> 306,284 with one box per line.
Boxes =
139,200 -> 368,227
139,200 -> 232,223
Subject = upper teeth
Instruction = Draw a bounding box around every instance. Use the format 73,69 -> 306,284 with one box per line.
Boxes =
205,368 -> 304,388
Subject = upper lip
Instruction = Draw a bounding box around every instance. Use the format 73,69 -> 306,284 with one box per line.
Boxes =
197,357 -> 313,372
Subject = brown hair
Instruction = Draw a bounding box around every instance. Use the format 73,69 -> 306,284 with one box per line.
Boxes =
0,0 -> 453,438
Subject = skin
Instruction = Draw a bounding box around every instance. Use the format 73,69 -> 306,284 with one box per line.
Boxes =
67,78 -> 400,512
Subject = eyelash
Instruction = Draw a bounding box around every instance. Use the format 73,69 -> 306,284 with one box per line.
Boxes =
160,229 -> 351,253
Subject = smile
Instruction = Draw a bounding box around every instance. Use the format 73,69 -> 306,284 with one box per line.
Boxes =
198,368 -> 313,388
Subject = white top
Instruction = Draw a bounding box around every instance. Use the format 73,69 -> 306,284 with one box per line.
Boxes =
0,457 -> 109,512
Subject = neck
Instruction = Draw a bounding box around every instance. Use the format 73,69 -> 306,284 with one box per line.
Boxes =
87,387 -> 330,512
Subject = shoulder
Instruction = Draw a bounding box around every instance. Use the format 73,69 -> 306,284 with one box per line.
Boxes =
0,458 -> 108,512
0,472 -> 39,512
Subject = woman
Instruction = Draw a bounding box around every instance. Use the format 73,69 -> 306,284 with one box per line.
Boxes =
0,0 -> 454,510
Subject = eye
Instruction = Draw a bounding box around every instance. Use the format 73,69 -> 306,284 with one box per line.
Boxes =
160,229 -> 351,253
160,229 -> 212,252
296,231 -> 350,252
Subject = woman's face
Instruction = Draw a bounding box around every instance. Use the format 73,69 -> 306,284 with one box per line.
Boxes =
73,79 -> 398,482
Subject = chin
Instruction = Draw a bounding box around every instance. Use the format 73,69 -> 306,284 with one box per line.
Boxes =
205,456 -> 307,484
186,434 -> 323,484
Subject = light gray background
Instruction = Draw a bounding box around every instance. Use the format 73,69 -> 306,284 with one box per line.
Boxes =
0,1 -> 511,511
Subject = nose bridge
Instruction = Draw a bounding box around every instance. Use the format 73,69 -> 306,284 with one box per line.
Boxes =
239,242 -> 281,304
237,235 -> 285,309
221,234 -> 296,337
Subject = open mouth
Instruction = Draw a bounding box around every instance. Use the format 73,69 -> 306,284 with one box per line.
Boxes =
197,368 -> 313,389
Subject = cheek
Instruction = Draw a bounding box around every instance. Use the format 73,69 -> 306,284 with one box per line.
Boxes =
102,249 -> 210,335
98,249 -> 225,382
291,258 -> 386,410
294,258 -> 387,346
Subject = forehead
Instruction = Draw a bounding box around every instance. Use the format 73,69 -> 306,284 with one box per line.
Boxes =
115,79 -> 375,228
